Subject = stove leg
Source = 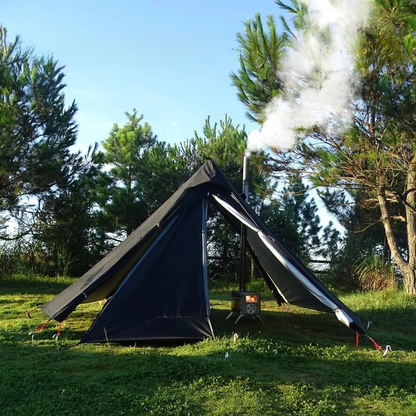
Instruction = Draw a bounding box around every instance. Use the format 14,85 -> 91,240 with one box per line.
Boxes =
234,314 -> 244,324
257,315 -> 265,325
226,311 -> 234,320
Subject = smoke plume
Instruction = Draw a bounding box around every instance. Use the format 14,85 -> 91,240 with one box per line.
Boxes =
246,0 -> 372,154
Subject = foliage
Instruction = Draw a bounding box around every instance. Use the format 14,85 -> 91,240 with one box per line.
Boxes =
231,13 -> 286,123
136,140 -> 196,213
352,253 -> 396,292
261,174 -> 326,265
30,168 -> 103,277
0,26 -> 80,237
94,110 -> 158,238
1,276 -> 416,415
231,1 -> 416,293
0,242 -> 22,277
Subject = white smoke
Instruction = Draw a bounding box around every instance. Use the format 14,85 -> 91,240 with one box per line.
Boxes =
246,0 -> 372,154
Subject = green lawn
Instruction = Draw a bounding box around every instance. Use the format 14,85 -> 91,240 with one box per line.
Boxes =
1,275 -> 416,415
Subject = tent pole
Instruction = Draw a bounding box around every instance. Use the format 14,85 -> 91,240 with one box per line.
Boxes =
239,156 -> 249,292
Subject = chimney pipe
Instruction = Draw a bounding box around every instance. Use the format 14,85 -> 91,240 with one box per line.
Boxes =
242,156 -> 250,199
239,156 -> 249,292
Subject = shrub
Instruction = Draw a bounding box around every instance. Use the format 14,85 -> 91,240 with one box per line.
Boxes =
352,254 -> 396,291
0,245 -> 20,277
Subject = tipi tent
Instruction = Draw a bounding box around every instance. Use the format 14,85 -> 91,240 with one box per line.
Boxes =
41,159 -> 365,343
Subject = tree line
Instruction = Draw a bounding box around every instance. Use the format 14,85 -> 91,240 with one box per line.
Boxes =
1,0 -> 415,293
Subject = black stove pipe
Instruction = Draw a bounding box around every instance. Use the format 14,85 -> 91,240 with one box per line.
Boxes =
239,156 -> 249,292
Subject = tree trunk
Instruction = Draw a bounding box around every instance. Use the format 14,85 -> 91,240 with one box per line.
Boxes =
404,159 -> 416,294
402,267 -> 416,294
378,188 -> 416,294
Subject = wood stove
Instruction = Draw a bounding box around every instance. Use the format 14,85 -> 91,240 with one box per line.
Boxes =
226,290 -> 264,324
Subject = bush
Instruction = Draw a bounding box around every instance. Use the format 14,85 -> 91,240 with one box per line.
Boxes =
352,254 -> 396,291
0,241 -> 49,278
0,245 -> 20,277
246,279 -> 269,294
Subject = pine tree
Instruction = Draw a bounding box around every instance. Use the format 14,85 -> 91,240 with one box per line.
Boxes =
0,27 -> 79,237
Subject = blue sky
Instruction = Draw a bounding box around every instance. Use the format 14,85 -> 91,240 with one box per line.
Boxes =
3,0 -> 282,154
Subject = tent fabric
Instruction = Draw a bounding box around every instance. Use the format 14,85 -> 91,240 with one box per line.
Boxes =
41,158 -> 366,342
80,200 -> 213,343
41,161 -> 223,323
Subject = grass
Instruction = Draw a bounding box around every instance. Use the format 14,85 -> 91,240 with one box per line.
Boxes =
1,274 -> 416,415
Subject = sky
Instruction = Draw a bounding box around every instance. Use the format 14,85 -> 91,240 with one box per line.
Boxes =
2,0 -> 282,154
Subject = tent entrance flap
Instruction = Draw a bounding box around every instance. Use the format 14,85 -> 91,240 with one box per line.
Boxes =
81,199 -> 213,343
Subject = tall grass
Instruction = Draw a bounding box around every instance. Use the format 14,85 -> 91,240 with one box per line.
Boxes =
352,254 -> 396,291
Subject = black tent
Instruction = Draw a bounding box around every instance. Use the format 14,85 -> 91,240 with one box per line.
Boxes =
41,159 -> 365,343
